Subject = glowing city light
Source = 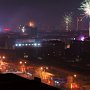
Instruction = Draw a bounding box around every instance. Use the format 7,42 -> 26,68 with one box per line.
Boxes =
19,61 -> 23,64
4,28 -> 10,32
73,74 -> 77,78
15,43 -> 41,47
28,21 -> 35,28
2,56 -> 5,59
25,44 -> 28,46
15,44 -> 18,46
46,67 -> 48,70
25,62 -> 27,64
38,43 -> 41,46
34,43 -> 37,46
19,44 -> 22,46
22,44 -> 24,46
80,36 -> 85,41
33,43 -> 41,46
40,67 -> 43,70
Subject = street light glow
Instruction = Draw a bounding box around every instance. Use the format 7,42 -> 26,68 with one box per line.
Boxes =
80,36 -> 85,41
40,67 -> 43,70
73,74 -> 77,78
18,44 -> 22,46
19,61 -> 23,64
25,62 -> 27,64
2,56 -> 5,59
34,43 -> 37,46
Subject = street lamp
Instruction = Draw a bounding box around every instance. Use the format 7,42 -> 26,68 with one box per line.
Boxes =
25,61 -> 27,64
2,56 -> 5,59
19,61 -> 27,73
40,67 -> 43,70
40,66 -> 49,78
73,74 -> 77,78
76,15 -> 86,31
19,61 -> 27,65
40,66 -> 48,72
0,56 -> 5,60
19,61 -> 23,64
79,0 -> 90,36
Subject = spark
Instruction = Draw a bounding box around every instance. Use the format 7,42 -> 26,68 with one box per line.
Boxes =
64,14 -> 72,24
79,0 -> 90,36
64,13 -> 72,31
22,26 -> 25,33
79,0 -> 90,16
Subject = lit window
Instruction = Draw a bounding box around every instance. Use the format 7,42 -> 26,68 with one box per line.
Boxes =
15,44 -> 18,46
25,44 -> 28,46
34,43 -> 37,46
38,43 -> 41,46
22,44 -> 24,46
19,44 -> 22,46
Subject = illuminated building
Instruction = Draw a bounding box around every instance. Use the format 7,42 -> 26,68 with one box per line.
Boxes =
14,39 -> 41,48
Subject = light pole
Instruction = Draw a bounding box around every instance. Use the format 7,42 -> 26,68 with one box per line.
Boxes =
76,15 -> 86,31
77,17 -> 79,31
40,66 -> 48,79
19,61 -> 27,73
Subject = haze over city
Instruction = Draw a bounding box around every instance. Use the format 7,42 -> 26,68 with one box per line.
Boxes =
0,0 -> 90,90
0,0 -> 88,31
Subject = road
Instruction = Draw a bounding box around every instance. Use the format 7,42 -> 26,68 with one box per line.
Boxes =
2,64 -> 90,89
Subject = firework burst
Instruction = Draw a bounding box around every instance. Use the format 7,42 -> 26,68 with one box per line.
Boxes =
79,0 -> 90,36
64,13 -> 72,31
64,14 -> 72,24
79,0 -> 90,16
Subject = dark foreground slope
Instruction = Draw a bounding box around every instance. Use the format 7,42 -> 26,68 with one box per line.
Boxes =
0,73 -> 61,90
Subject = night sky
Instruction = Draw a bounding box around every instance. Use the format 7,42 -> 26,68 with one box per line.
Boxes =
0,0 -> 84,30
